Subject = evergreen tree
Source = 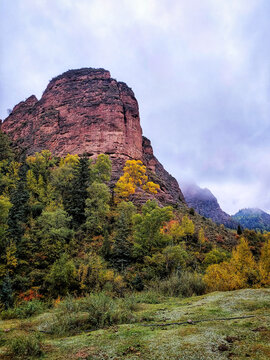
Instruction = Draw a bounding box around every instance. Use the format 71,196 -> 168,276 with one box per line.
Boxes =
7,161 -> 30,247
0,130 -> 14,162
100,229 -> 111,260
237,224 -> 243,235
0,273 -> 14,309
85,181 -> 111,236
112,202 -> 136,271
64,155 -> 90,227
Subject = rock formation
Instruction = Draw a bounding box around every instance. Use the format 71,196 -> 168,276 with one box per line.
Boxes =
182,183 -> 238,229
1,68 -> 185,206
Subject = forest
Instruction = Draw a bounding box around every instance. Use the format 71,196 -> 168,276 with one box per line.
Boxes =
0,131 -> 270,358
0,129 -> 269,312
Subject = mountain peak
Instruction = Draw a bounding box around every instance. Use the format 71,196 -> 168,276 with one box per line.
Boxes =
1,67 -> 185,206
181,182 -> 238,229
232,208 -> 270,232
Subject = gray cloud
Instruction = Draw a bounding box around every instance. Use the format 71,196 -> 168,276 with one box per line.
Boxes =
1,0 -> 270,214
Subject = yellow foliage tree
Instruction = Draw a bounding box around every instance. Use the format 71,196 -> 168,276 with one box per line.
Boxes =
59,153 -> 79,167
231,237 -> 258,285
114,160 -> 160,202
258,240 -> 270,286
198,227 -> 206,249
181,215 -> 195,239
204,261 -> 244,291
204,237 -> 259,291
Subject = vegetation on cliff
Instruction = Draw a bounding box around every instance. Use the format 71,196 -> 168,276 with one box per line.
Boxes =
0,131 -> 269,309
0,129 -> 270,358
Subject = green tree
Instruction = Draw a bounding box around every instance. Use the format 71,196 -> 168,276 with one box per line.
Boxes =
0,130 -> 14,162
0,195 -> 12,247
0,273 -> 14,309
100,230 -> 111,260
92,154 -> 112,183
64,155 -> 90,227
46,253 -> 77,297
51,153 -> 79,203
8,162 -> 30,248
133,200 -> 173,258
85,182 -> 111,236
237,224 -> 243,235
111,202 -> 136,271
162,244 -> 188,273
26,150 -> 56,206
203,247 -> 229,267
36,209 -> 73,264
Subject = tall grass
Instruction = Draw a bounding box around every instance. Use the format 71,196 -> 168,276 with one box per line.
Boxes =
151,271 -> 206,297
1,300 -> 48,320
41,292 -> 139,336
8,333 -> 43,358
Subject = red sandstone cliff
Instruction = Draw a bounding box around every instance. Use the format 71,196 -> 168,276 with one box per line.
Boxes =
1,68 -> 185,205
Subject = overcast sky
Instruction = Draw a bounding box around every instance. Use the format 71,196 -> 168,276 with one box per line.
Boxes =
1,0 -> 270,214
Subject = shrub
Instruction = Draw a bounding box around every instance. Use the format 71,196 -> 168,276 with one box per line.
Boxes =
131,291 -> 161,304
1,300 -> 48,320
151,271 -> 206,297
8,333 -> 43,358
42,292 -> 138,336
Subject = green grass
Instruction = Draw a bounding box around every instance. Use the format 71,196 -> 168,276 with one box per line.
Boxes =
0,289 -> 270,359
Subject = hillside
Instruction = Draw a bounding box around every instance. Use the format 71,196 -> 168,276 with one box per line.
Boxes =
232,208 -> 270,232
1,289 -> 269,359
181,183 -> 238,229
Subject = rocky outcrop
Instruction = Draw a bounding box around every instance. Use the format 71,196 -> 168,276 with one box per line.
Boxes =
143,137 -> 185,205
1,68 -> 185,206
2,68 -> 142,160
182,183 -> 238,229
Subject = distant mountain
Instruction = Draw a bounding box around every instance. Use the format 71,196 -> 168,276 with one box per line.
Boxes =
232,208 -> 270,232
181,183 -> 238,229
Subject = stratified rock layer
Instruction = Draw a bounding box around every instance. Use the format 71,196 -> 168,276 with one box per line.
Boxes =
1,68 -> 185,206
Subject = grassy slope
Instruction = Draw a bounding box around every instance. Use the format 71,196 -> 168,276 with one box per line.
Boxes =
1,289 -> 270,360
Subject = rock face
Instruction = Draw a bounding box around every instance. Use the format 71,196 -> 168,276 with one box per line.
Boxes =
182,183 -> 238,229
1,68 -> 185,206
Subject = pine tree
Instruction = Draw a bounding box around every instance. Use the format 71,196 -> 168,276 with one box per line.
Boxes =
0,130 -> 14,162
64,155 -> 90,227
0,273 -> 14,309
8,161 -> 30,247
112,202 -> 136,271
100,229 -> 111,260
237,225 -> 243,235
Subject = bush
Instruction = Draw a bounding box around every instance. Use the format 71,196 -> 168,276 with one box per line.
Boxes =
151,271 -> 206,297
1,300 -> 48,320
8,333 -> 43,358
42,292 -> 138,336
130,291 -> 161,304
